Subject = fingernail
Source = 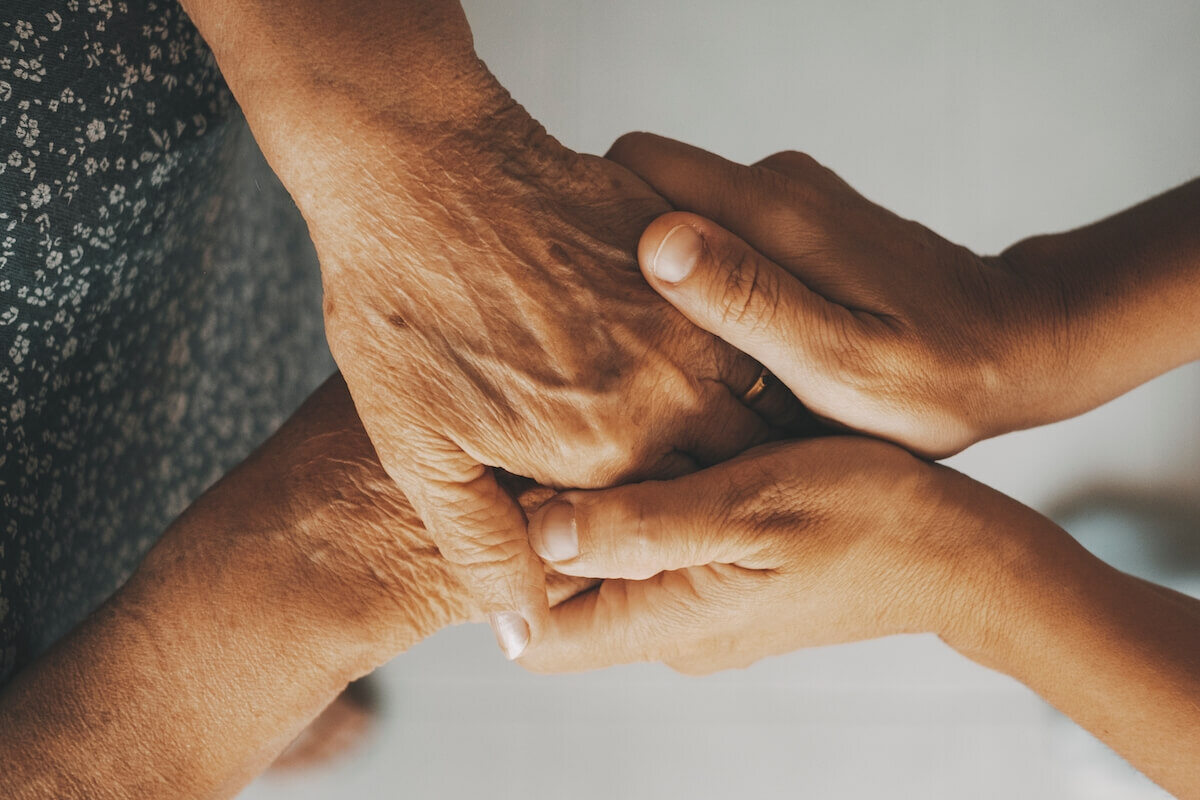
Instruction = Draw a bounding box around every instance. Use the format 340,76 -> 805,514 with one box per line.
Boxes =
652,225 -> 703,283
532,501 -> 578,562
489,611 -> 529,660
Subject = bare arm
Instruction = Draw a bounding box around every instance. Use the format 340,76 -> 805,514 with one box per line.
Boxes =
965,535 -> 1200,792
0,375 -> 582,799
996,177 -> 1200,429
172,0 -> 781,659
519,438 -> 1200,797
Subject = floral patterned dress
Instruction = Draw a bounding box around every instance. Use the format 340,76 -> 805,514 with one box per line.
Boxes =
0,0 -> 332,687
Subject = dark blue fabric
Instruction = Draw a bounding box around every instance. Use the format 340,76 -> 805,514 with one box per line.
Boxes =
0,0 -> 332,686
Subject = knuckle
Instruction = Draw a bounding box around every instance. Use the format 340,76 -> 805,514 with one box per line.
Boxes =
765,149 -> 819,173
607,130 -> 654,161
550,422 -> 648,488
608,487 -> 660,579
715,248 -> 781,335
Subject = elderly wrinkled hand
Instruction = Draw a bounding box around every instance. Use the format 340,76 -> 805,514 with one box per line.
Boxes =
197,373 -> 595,662
237,68 -> 794,663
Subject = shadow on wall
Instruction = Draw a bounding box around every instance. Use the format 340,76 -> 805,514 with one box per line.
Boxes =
1050,486 -> 1200,596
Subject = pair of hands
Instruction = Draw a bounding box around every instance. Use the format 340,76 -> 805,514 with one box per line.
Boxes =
511,133 -> 1093,673
304,96 -> 1089,660
205,0 -> 1134,660
289,125 -> 1105,676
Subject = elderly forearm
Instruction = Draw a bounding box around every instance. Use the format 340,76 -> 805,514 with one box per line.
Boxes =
0,377 -> 456,799
0,510 -> 368,799
0,374 -> 586,798
997,177 -> 1200,427
954,523 -> 1200,797
177,0 -> 481,113
175,0 -> 528,220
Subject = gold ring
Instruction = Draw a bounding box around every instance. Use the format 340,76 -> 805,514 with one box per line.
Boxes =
740,367 -> 769,405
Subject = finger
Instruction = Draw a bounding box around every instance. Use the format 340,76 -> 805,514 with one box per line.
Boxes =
638,212 -> 857,402
717,339 -> 811,437
753,149 -> 843,186
402,446 -> 548,660
739,370 -> 823,437
527,465 -> 765,580
520,573 -> 706,673
607,133 -> 816,265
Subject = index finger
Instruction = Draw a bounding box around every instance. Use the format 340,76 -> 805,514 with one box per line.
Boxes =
606,133 -> 814,268
519,572 -> 707,673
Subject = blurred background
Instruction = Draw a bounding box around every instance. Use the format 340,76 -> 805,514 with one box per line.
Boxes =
243,1 -> 1200,797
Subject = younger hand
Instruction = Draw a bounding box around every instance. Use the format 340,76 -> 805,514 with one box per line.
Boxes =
518,436 -> 1047,675
606,133 -> 1080,457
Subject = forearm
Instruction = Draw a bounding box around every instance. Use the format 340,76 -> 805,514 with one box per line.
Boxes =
178,0 -> 481,115
0,377 -> 451,799
0,373 -> 584,798
998,177 -> 1200,427
176,0 -> 543,221
956,517 -> 1200,797
0,509 -> 373,799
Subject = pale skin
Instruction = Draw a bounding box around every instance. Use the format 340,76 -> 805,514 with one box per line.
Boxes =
0,375 -> 591,800
520,135 -> 1200,797
173,0 -> 796,658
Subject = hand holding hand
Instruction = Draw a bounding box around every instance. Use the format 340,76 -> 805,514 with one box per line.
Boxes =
200,373 -> 594,669
606,133 -> 1090,457
517,434 -> 1200,799
518,436 -> 1043,674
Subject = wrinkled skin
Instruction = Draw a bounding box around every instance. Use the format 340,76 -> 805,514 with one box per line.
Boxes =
185,0 -> 801,651
605,133 -> 1078,458
218,372 -> 595,658
0,371 -> 596,799
295,100 -> 791,653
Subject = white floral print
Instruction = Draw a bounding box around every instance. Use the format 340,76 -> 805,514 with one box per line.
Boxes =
0,0 -> 331,687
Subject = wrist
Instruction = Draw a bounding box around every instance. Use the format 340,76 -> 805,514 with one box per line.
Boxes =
961,236 -> 1112,441
178,379 -> 470,682
183,0 -> 560,220
987,179 -> 1200,433
934,492 -> 1101,668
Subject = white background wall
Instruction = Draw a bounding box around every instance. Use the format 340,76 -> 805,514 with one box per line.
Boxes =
244,1 -> 1200,797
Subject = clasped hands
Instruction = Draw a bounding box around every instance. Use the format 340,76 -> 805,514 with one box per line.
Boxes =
309,127 -> 1152,674
200,117 -> 1198,796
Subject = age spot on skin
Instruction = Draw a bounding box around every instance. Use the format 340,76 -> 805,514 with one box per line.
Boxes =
548,242 -> 572,266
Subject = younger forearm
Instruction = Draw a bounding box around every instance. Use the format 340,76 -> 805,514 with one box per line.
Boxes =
957,520 -> 1200,797
999,177 -> 1200,426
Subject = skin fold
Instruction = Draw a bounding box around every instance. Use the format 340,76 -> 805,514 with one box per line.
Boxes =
515,135 -> 1200,797
0,375 -> 592,800
174,0 -> 797,657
